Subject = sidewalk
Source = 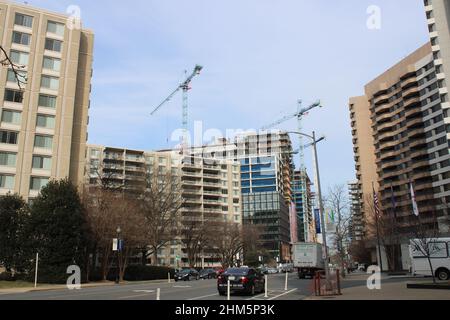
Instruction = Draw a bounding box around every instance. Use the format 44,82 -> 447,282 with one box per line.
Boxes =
0,278 -> 172,295
305,273 -> 450,300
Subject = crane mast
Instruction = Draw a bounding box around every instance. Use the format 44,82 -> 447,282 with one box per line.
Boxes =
151,65 -> 203,149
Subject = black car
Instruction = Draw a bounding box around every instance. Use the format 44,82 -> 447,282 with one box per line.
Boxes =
175,268 -> 199,281
217,268 -> 265,296
199,268 -> 217,280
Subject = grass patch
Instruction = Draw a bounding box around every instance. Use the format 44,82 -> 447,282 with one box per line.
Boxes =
0,281 -> 38,289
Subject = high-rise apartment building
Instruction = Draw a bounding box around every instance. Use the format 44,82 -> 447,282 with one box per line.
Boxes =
86,144 -> 242,268
349,96 -> 378,239
348,180 -> 363,241
187,131 -> 294,261
423,0 -> 450,234
350,43 -> 449,239
0,2 -> 93,200
292,170 -> 314,242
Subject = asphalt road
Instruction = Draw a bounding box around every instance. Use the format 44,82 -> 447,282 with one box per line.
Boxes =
0,272 -> 411,301
0,273 -> 314,301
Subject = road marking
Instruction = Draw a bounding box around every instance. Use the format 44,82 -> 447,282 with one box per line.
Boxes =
173,285 -> 192,288
188,293 -> 219,300
118,292 -> 155,300
133,290 -> 155,293
267,288 -> 297,300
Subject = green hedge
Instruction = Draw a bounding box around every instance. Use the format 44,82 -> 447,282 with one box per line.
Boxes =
123,266 -> 175,281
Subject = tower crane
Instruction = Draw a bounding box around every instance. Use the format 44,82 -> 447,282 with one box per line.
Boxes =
150,65 -> 203,148
261,99 -> 322,242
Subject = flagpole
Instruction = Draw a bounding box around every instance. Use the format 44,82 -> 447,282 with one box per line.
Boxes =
373,182 -> 384,272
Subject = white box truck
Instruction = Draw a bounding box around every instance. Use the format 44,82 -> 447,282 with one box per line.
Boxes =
292,242 -> 325,279
409,237 -> 450,281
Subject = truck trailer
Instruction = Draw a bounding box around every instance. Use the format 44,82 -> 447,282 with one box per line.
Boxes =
292,242 -> 325,279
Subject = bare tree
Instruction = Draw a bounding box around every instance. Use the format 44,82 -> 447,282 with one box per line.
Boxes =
326,185 -> 352,277
83,188 -> 146,282
213,222 -> 244,268
181,218 -> 215,268
0,46 -> 27,89
409,211 -> 442,284
115,197 -> 147,281
242,224 -> 266,267
140,170 -> 183,266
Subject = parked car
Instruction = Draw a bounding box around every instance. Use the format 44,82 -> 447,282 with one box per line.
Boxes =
214,267 -> 225,276
199,268 -> 217,279
267,268 -> 279,274
174,268 -> 199,281
217,268 -> 265,296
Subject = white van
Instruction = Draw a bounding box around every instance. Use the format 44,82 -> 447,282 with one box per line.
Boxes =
409,238 -> 450,281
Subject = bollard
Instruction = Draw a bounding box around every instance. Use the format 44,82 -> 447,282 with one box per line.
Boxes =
156,288 -> 161,301
227,279 -> 231,301
284,271 -> 288,291
34,253 -> 39,288
264,275 -> 268,298
168,272 -> 171,284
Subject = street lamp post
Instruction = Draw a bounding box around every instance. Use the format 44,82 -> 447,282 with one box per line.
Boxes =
116,226 -> 121,284
288,131 -> 331,290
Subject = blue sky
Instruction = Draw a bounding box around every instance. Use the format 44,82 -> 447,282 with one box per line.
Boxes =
20,0 -> 429,191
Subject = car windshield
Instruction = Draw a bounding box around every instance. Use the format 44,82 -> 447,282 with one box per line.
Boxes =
225,268 -> 249,275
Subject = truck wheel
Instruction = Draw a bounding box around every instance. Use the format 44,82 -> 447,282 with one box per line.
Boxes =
436,268 -> 450,281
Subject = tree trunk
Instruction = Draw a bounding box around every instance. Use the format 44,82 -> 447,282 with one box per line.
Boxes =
152,249 -> 158,266
141,249 -> 147,266
427,256 -> 436,284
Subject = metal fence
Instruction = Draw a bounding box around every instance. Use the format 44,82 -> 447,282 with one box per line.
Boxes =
313,269 -> 342,296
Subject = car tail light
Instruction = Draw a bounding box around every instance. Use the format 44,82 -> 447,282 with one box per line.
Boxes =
240,277 -> 249,284
217,275 -> 224,283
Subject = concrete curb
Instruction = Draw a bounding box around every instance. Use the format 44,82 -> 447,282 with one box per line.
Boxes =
407,283 -> 450,290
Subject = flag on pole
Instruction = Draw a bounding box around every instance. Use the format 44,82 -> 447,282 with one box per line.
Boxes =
373,187 -> 381,220
329,210 -> 335,223
410,182 -> 419,217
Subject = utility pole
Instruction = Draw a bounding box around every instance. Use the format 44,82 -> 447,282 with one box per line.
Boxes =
312,131 -> 331,290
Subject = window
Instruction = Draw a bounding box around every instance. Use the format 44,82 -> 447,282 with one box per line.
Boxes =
38,94 -> 57,108
159,157 -> 167,165
7,69 -> 27,83
30,177 -> 49,191
45,38 -> 62,52
47,21 -> 65,36
90,149 -> 100,158
41,75 -> 59,90
15,13 -> 33,28
32,156 -> 52,170
12,31 -> 31,46
42,56 -> 61,72
1,110 -> 21,125
0,130 -> 18,145
0,175 -> 14,189
429,242 -> 448,258
10,51 -> 29,65
36,115 -> 55,129
0,152 -> 17,167
34,135 -> 53,149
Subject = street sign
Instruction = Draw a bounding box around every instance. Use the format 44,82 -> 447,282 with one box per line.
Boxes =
118,239 -> 124,252
112,238 -> 118,251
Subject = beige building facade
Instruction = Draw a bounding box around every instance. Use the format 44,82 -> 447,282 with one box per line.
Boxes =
0,1 -> 93,200
350,43 -> 450,239
85,144 -> 242,267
